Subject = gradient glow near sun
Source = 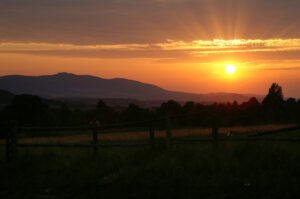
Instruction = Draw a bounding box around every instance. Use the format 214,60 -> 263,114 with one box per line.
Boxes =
225,64 -> 236,75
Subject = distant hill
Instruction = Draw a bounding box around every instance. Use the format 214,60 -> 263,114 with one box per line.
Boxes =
0,73 -> 261,103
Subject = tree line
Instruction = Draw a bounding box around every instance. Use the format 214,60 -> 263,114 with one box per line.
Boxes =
0,83 -> 299,129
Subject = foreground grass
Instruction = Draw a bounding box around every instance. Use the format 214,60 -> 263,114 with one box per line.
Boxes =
1,133 -> 300,199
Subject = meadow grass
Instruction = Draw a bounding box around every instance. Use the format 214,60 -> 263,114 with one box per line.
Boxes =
1,126 -> 300,198
10,124 -> 295,144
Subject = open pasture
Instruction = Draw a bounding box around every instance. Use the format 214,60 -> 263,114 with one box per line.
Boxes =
10,124 -> 295,144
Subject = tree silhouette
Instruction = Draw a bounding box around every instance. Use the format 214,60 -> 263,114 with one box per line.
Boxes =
285,97 -> 297,121
262,83 -> 284,121
4,94 -> 48,125
263,83 -> 284,107
95,100 -> 117,124
121,104 -> 150,122
1,82 -> 299,128
182,101 -> 195,114
240,97 -> 262,124
57,103 -> 72,125
157,100 -> 181,116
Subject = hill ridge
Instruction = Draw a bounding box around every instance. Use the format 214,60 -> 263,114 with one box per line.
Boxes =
0,72 -> 260,102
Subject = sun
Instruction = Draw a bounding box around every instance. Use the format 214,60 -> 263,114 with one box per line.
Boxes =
225,64 -> 236,75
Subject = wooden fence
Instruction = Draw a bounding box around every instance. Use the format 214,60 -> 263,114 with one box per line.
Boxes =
2,115 -> 300,162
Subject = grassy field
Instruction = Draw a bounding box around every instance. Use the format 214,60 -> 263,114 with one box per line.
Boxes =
1,125 -> 300,198
9,124 -> 295,144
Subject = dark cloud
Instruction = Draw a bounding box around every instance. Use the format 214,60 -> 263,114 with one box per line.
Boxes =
0,49 -> 190,59
0,0 -> 299,45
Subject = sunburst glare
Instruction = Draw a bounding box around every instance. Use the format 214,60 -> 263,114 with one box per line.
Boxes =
225,64 -> 236,75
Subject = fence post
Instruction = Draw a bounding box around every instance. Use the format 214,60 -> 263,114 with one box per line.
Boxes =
166,114 -> 172,149
212,117 -> 218,150
92,121 -> 100,156
149,121 -> 155,150
6,121 -> 18,162
211,117 -> 219,168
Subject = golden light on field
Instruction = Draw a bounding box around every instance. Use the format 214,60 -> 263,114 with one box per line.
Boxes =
225,64 -> 236,75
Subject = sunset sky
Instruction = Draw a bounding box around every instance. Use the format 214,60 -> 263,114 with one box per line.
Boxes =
1,0 -> 300,98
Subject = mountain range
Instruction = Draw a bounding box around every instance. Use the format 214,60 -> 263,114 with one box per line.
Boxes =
0,72 -> 262,103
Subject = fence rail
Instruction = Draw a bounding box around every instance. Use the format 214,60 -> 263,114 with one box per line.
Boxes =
248,125 -> 300,137
2,115 -> 300,162
16,143 -> 150,148
18,119 -> 162,132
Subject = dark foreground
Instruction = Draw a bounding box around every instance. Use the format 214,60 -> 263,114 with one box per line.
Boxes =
1,137 -> 300,199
